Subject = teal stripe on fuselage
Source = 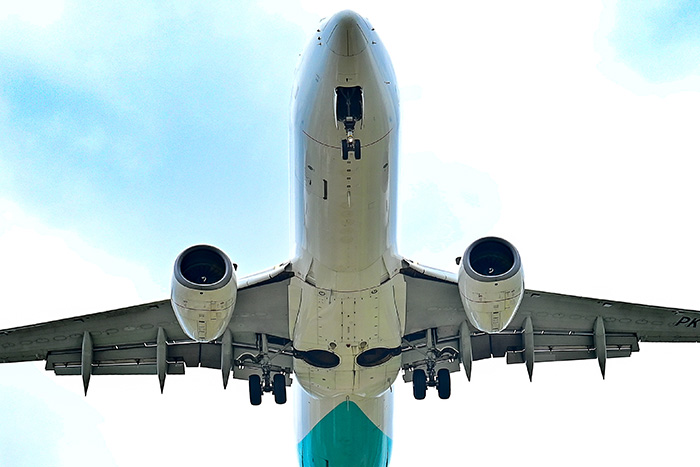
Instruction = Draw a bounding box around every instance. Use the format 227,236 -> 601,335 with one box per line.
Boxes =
298,401 -> 392,467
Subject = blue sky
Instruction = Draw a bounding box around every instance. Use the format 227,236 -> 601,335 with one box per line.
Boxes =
2,1 -> 700,466
609,0 -> 700,82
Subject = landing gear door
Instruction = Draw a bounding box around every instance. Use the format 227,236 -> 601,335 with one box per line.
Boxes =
335,86 -> 363,160
335,86 -> 363,127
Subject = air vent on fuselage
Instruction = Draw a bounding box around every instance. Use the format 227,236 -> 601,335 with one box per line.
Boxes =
356,346 -> 401,367
295,349 -> 340,369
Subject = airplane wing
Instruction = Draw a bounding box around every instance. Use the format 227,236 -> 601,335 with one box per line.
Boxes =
0,262 -> 295,393
399,259 -> 700,382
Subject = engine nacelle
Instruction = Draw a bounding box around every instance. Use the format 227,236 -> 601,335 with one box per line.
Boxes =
457,237 -> 524,333
171,245 -> 237,342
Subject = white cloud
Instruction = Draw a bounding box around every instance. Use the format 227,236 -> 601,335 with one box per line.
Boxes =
0,199 -> 164,327
0,0 -> 64,27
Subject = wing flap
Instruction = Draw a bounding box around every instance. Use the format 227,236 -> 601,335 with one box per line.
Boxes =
53,363 -> 186,376
44,343 -> 200,375
504,333 -> 638,364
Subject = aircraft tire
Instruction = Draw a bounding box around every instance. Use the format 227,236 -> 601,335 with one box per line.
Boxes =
437,368 -> 451,400
273,373 -> 287,405
249,374 -> 263,406
413,369 -> 427,400
354,139 -> 361,160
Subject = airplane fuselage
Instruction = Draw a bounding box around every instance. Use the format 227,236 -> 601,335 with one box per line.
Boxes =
289,11 -> 404,467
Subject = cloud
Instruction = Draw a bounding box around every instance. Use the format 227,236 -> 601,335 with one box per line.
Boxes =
0,364 -> 117,467
0,2 -> 304,279
0,0 -> 65,27
0,199 -> 164,327
398,152 -> 501,270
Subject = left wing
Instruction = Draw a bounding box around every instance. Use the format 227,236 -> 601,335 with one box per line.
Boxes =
399,259 -> 700,383
0,263 -> 295,394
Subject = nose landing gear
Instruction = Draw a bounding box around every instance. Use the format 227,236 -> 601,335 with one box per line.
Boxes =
342,136 -> 361,160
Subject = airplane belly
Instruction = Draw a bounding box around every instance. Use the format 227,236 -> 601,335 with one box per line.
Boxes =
290,273 -> 404,466
290,275 -> 406,398
298,88 -> 399,290
304,135 -> 390,279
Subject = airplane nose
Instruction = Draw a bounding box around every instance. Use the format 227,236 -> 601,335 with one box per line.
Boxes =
326,10 -> 369,56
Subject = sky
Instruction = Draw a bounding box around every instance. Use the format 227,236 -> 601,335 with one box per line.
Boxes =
1,0 -> 700,465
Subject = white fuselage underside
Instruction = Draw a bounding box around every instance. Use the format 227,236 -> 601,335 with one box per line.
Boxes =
289,11 -> 405,442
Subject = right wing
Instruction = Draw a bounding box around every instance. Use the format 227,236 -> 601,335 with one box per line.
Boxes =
0,262 -> 295,392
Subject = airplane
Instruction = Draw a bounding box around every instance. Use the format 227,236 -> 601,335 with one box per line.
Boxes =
2,9 -> 700,467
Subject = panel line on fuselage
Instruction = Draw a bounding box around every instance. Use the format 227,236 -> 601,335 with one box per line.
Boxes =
302,128 -> 394,151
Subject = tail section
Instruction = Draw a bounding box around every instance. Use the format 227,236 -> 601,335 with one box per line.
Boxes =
297,390 -> 393,467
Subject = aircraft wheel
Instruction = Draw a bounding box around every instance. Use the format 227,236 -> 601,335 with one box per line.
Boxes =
341,139 -> 349,160
249,374 -> 262,406
437,368 -> 451,400
413,369 -> 427,400
273,373 -> 287,405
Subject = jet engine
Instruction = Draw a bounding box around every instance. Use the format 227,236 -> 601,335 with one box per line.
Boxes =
457,237 -> 524,333
171,245 -> 237,342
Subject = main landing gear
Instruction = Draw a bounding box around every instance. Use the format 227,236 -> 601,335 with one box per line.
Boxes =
248,372 -> 287,406
412,366 -> 451,401
409,328 -> 456,400
239,333 -> 290,406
